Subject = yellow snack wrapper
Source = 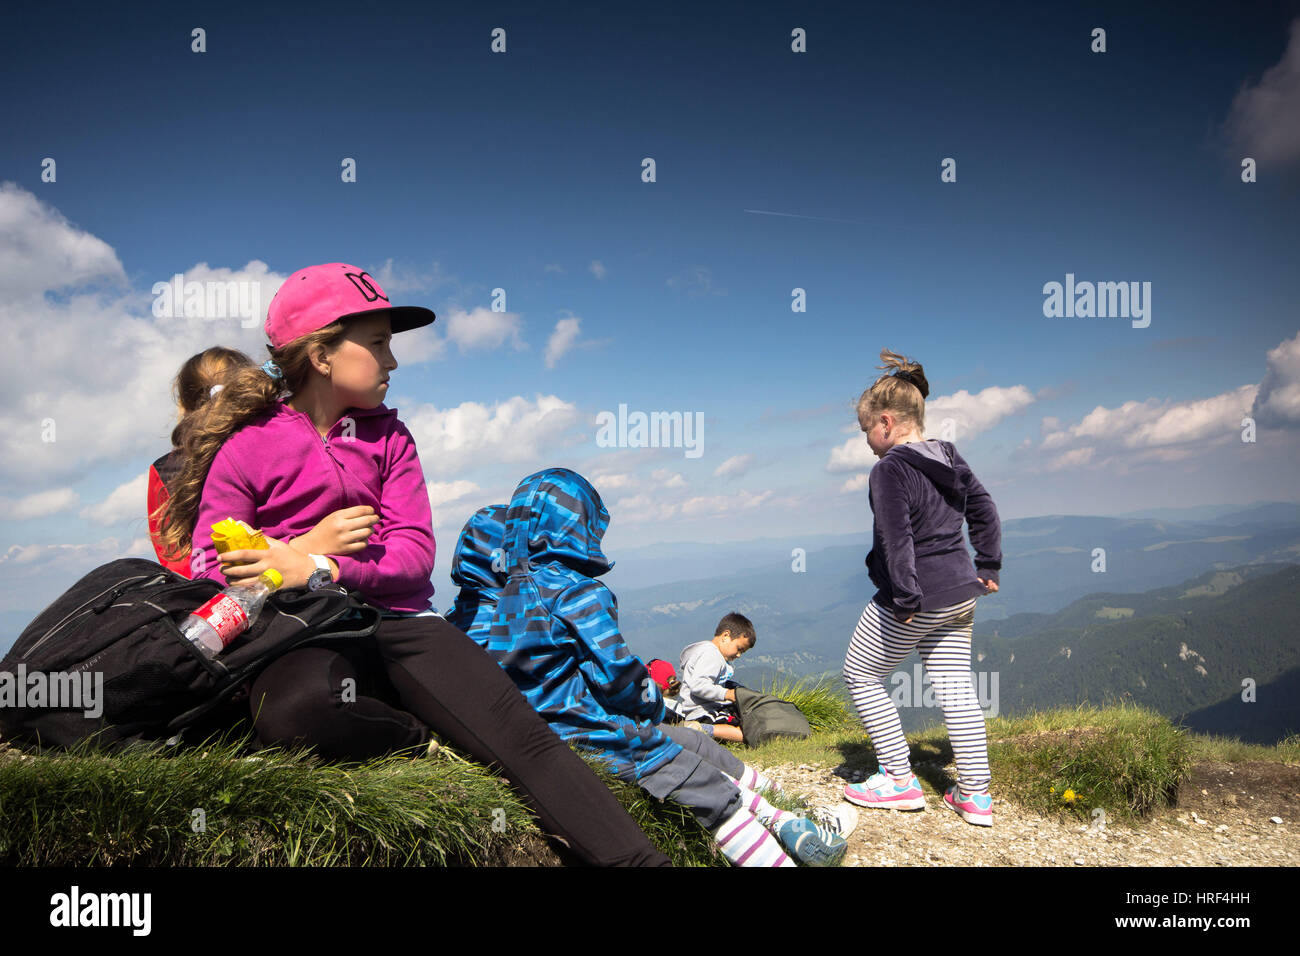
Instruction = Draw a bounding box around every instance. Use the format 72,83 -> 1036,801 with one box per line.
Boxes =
211,518 -> 268,565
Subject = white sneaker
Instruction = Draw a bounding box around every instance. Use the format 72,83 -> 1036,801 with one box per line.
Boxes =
810,803 -> 859,840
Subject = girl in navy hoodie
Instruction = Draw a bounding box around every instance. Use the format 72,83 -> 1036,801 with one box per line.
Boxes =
841,350 -> 1003,827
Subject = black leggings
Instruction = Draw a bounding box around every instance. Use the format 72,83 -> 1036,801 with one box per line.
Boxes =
246,614 -> 669,867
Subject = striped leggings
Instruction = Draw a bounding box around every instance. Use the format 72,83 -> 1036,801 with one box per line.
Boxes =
842,597 -> 991,794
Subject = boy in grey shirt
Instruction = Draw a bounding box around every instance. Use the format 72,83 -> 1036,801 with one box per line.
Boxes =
678,612 -> 755,743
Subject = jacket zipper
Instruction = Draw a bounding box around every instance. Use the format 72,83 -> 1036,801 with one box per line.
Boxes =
20,572 -> 170,661
300,412 -> 349,507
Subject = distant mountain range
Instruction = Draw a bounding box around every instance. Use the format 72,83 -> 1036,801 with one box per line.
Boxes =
619,501 -> 1300,670
614,503 -> 1300,745
972,562 -> 1300,744
3,502 -> 1298,746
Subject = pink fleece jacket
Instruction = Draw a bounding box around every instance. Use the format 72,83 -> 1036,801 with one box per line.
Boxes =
191,399 -> 436,612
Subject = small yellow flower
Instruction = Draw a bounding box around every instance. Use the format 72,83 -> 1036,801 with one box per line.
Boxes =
1063,789 -> 1077,804
1050,787 -> 1056,794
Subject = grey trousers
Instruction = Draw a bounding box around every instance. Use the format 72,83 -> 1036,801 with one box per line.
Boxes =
633,724 -> 748,830
659,723 -> 746,778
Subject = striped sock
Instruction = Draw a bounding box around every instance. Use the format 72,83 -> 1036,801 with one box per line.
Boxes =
712,805 -> 795,867
734,782 -> 789,830
734,765 -> 774,794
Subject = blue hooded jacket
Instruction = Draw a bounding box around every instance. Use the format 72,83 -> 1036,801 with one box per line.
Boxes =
445,503 -> 507,634
451,468 -> 680,782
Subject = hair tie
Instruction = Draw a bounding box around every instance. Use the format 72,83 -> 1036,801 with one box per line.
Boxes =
261,360 -> 284,381
208,383 -> 224,397
894,370 -> 929,398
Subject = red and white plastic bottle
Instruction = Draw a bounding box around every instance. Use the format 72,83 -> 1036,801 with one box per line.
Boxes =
179,569 -> 284,659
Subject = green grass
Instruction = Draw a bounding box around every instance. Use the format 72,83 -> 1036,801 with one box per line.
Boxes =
740,702 -> 1296,825
1183,730 -> 1300,763
759,674 -> 855,734
3,703 -> 1290,865
0,730 -> 722,867
981,702 -> 1194,821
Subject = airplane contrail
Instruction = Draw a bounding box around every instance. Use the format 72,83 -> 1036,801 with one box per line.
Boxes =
743,208 -> 867,225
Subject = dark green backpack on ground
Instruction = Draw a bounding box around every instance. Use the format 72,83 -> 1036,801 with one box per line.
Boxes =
734,685 -> 811,747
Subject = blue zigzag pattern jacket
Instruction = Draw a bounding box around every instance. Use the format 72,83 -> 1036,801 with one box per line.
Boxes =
447,468 -> 680,782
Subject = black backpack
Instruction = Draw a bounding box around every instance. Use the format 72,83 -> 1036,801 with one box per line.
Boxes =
0,557 -> 382,752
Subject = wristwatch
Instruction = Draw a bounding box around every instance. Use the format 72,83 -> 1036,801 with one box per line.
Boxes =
306,553 -> 333,591
306,568 -> 334,591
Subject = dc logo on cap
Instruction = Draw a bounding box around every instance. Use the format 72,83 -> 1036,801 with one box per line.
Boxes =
344,271 -> 389,303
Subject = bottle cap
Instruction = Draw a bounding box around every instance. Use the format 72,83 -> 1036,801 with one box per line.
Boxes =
260,569 -> 284,590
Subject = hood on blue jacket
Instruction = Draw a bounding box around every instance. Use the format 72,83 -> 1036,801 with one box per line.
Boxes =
886,439 -> 971,506
503,468 -> 614,578
449,504 -> 507,592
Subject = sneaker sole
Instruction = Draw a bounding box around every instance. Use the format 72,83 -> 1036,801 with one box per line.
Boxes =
944,795 -> 993,826
843,787 -> 927,811
794,832 -> 847,867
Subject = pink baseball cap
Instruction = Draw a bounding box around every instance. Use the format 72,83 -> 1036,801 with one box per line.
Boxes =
265,262 -> 436,349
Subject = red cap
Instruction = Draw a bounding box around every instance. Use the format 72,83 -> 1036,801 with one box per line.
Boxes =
265,263 -> 436,349
647,659 -> 678,693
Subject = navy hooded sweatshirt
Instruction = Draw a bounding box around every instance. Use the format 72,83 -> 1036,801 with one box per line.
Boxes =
866,439 -> 1002,616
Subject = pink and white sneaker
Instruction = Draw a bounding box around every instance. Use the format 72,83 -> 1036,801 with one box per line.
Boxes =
843,765 -> 927,811
943,784 -> 993,826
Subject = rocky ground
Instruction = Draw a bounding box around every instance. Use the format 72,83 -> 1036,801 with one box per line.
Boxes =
761,758 -> 1300,866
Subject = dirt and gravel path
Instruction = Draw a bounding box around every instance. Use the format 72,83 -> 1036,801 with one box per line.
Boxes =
760,758 -> 1300,866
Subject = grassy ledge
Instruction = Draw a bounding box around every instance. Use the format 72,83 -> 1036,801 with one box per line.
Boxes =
3,695 -> 1292,865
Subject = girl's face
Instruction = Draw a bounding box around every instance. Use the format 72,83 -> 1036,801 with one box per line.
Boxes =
326,314 -> 398,408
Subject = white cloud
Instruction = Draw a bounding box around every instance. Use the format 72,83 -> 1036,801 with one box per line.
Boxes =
1223,17 -> 1300,166
667,265 -> 724,296
713,454 -> 753,479
392,330 -> 447,365
651,468 -> 687,489
1040,386 -> 1258,452
151,259 -> 281,326
4,487 -> 80,520
426,479 -> 481,508
425,479 -> 483,526
440,306 -> 524,353
680,490 -> 773,517
1252,329 -> 1300,428
0,181 -> 125,303
0,537 -> 157,615
545,316 -> 582,369
370,258 -> 456,296
403,394 -> 581,476
612,493 -> 678,524
1042,446 -> 1095,472
80,473 -> 146,525
827,435 -> 875,473
1026,335 -> 1300,471
840,473 -> 870,493
828,384 -> 1035,472
544,263 -> 565,274
923,385 -> 1037,440
590,472 -> 636,491
589,260 -> 607,279
0,187 -> 291,488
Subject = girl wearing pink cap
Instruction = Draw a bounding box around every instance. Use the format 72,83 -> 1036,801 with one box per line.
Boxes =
153,263 -> 669,866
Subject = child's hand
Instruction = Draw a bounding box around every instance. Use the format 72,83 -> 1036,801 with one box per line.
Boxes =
289,506 -> 379,556
219,535 -> 320,590
978,576 -> 999,593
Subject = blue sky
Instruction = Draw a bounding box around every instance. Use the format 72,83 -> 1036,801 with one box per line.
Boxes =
1,0 -> 1299,615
